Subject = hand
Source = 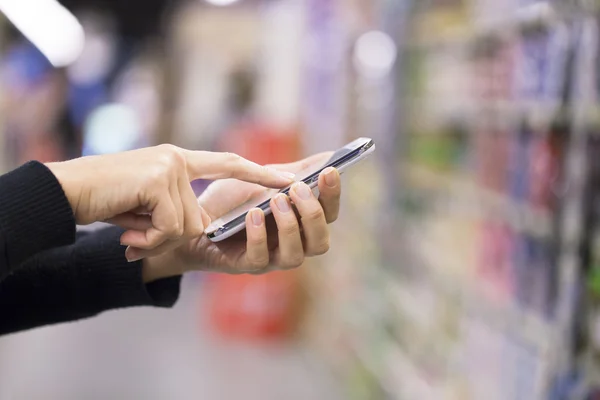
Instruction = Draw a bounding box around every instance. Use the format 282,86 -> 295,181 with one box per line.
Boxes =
46,145 -> 295,259
142,153 -> 341,280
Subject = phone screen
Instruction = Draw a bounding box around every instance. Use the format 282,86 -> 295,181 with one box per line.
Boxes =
206,156 -> 333,233
206,138 -> 373,239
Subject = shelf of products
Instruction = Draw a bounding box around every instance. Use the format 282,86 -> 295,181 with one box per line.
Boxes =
395,1 -> 580,397
302,1 -> 600,399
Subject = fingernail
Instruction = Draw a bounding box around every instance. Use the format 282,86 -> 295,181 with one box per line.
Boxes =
125,248 -> 141,263
251,209 -> 263,226
275,194 -> 291,213
127,254 -> 142,263
293,182 -> 311,200
323,167 -> 337,187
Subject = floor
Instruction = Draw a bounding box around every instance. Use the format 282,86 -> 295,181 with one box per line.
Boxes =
0,275 -> 342,400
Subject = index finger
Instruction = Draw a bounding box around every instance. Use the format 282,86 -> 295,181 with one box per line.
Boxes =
267,152 -> 334,174
183,151 -> 295,187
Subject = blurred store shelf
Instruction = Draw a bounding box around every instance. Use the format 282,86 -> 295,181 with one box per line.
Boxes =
403,163 -> 554,238
412,1 -> 560,49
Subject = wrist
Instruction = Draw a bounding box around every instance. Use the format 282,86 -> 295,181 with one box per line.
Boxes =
142,252 -> 186,283
45,161 -> 82,220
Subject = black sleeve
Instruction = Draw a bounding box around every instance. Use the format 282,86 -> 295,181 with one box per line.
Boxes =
0,226 -> 182,335
0,161 -> 76,280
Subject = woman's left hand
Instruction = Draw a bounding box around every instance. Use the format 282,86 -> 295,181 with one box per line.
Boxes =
143,153 -> 341,280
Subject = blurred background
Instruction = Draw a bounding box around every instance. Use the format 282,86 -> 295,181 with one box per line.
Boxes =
0,0 -> 599,399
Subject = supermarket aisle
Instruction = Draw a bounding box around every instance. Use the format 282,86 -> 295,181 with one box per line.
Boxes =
0,276 -> 341,400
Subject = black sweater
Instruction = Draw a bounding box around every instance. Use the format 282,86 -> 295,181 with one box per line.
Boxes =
0,161 -> 182,335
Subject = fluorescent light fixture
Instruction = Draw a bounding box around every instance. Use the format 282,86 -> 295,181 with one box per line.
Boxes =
0,0 -> 85,67
203,0 -> 242,6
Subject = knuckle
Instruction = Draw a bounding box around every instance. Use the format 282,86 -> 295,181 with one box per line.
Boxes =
165,222 -> 183,238
304,207 -> 325,223
148,166 -> 168,185
172,151 -> 186,169
218,152 -> 244,179
281,254 -> 304,269
159,146 -> 185,169
247,235 -> 268,248
258,164 -> 270,176
279,220 -> 299,237
251,165 -> 268,186
157,143 -> 179,154
156,154 -> 171,167
310,239 -> 330,256
224,152 -> 242,166
248,256 -> 270,271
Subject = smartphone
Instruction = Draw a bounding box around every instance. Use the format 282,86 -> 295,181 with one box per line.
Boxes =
206,137 -> 376,242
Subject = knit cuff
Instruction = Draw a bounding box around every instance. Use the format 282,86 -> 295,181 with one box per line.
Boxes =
0,161 -> 76,273
73,227 -> 182,311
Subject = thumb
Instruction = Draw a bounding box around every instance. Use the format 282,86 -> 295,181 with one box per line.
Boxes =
183,151 -> 295,187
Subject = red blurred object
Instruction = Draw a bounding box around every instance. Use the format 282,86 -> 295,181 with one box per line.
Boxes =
205,121 -> 303,341
206,271 -> 301,340
217,120 -> 301,165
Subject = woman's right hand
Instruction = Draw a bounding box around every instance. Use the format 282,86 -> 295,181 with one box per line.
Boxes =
46,145 -> 295,258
